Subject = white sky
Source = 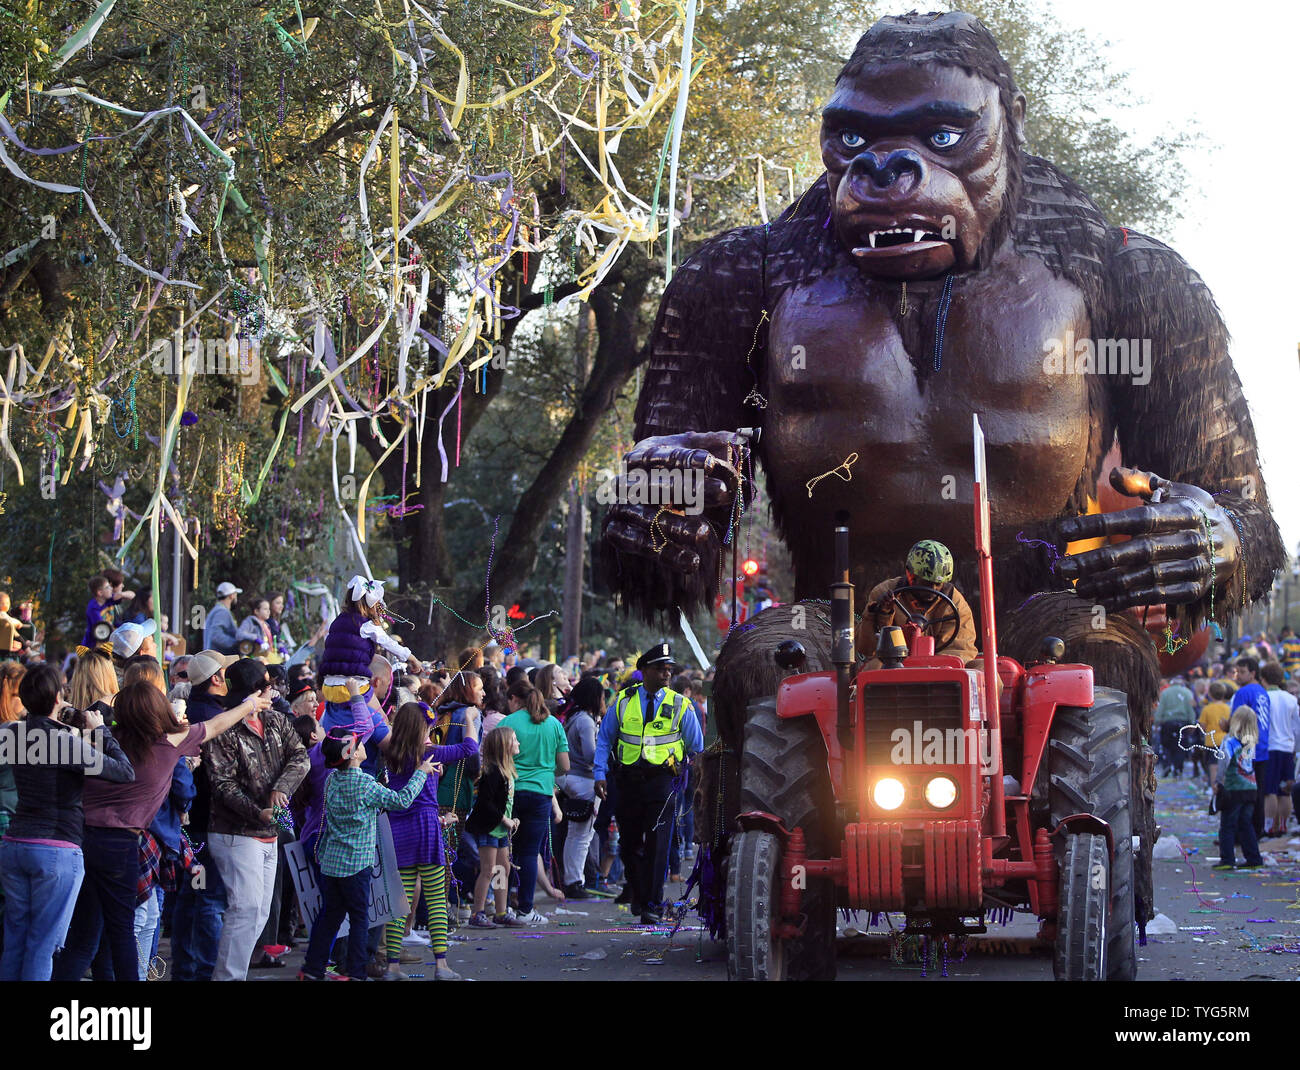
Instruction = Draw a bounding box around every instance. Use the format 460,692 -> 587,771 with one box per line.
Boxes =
1045,0 -> 1300,564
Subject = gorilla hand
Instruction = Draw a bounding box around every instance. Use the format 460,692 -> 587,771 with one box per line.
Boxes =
1056,466 -> 1240,611
602,431 -> 751,582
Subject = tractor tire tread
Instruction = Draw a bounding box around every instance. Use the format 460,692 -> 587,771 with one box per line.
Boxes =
734,698 -> 837,981
1048,687 -> 1137,981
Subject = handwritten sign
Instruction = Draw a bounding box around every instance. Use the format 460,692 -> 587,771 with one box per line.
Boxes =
284,813 -> 408,936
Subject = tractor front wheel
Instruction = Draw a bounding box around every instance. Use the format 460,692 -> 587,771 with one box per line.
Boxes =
726,830 -> 788,980
1054,832 -> 1110,980
1047,687 -> 1137,980
733,697 -> 837,980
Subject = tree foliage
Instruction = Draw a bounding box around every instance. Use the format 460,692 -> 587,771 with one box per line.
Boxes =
0,0 -> 1196,662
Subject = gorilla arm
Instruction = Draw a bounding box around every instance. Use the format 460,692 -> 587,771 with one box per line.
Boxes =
600,225 -> 770,619
1057,229 -> 1284,624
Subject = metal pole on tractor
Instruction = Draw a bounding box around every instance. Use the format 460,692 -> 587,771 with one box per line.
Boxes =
831,510 -> 855,752
973,415 -> 1005,840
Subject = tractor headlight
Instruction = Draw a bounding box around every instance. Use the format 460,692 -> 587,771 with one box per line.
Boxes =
924,776 -> 958,809
872,777 -> 906,811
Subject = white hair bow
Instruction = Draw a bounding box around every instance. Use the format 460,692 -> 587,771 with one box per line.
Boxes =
347,575 -> 385,608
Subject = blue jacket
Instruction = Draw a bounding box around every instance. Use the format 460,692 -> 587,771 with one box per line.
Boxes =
148,756 -> 197,856
204,603 -> 238,654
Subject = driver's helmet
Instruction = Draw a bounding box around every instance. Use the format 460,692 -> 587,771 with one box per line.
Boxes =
905,540 -> 954,585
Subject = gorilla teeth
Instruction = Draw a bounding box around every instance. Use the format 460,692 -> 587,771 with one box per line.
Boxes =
868,227 -> 933,249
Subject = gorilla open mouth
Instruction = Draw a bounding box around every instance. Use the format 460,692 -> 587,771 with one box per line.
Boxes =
861,226 -> 945,249
847,221 -> 957,278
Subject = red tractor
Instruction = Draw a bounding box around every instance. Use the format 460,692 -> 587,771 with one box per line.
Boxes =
725,416 -> 1137,981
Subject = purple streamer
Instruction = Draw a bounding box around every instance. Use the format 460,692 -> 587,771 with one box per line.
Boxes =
558,30 -> 599,80
1016,530 -> 1062,571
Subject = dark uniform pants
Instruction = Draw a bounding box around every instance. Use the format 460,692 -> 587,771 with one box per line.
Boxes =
613,766 -> 676,911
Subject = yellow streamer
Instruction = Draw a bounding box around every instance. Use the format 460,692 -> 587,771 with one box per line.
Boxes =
355,423 -> 408,544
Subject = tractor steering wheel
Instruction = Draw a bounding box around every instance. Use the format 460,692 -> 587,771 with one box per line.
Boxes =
885,585 -> 962,653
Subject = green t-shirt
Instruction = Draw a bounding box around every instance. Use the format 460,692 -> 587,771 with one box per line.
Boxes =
500,711 -> 569,795
490,778 -> 515,839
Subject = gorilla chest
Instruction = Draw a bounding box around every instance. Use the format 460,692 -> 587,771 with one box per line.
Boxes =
763,258 -> 1093,541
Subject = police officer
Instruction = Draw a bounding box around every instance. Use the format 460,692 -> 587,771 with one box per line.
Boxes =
594,643 -> 703,924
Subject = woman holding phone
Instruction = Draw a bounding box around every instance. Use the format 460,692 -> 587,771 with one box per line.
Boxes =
0,665 -> 136,980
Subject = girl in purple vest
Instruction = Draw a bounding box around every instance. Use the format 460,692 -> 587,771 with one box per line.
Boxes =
318,578 -> 422,741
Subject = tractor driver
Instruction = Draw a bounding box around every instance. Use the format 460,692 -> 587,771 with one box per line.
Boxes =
856,540 -> 979,667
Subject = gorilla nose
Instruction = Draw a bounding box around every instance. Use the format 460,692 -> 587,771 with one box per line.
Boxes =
848,148 -> 924,194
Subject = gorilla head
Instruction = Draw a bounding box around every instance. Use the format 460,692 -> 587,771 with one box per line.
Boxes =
820,10 -> 1026,280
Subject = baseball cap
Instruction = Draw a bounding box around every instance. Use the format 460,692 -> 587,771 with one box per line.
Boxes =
110,620 -> 157,658
188,649 -> 239,684
216,582 -> 243,598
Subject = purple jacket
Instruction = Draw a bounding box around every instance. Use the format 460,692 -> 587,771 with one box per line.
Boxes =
387,737 -> 479,867
293,741 -> 329,854
319,610 -> 375,679
296,696 -> 389,850
81,595 -> 119,646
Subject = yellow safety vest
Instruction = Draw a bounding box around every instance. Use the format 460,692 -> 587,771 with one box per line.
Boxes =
615,687 -> 688,768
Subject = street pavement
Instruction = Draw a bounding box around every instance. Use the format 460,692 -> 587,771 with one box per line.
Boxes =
230,774 -> 1300,982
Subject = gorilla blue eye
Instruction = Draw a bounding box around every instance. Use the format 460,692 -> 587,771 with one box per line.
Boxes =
840,131 -> 865,150
929,130 -> 963,149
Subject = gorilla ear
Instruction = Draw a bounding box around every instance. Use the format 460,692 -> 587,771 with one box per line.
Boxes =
1008,91 -> 1027,148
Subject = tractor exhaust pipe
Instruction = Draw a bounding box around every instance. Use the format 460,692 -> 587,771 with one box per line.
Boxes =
830,511 -> 855,750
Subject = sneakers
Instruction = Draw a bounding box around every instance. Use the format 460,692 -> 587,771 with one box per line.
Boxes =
640,909 -> 663,925
563,881 -> 590,900
614,885 -> 633,905
516,909 -> 549,925
305,968 -> 352,981
403,930 -> 431,946
469,911 -> 498,928
1211,863 -> 1235,871
495,912 -> 528,928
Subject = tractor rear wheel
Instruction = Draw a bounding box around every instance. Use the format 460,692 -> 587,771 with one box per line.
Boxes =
726,830 -> 787,980
730,697 -> 837,981
1054,832 -> 1110,980
1048,687 -> 1137,980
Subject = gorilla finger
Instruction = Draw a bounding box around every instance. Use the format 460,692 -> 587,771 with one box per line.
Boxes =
1074,558 -> 1210,600
1109,466 -> 1167,501
702,476 -> 734,509
1057,500 -> 1204,542
605,520 -> 702,572
607,504 -> 716,551
625,446 -> 744,500
1058,529 -> 1208,579
1101,580 -> 1209,611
